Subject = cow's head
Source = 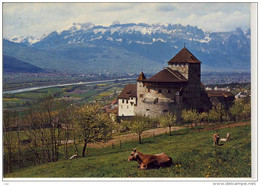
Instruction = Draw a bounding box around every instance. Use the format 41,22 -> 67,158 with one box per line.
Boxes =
128,148 -> 139,161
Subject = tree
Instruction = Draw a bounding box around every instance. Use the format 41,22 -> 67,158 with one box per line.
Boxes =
160,112 -> 177,136
199,112 -> 208,125
124,114 -> 152,144
56,101 -> 74,160
181,109 -> 199,128
24,95 -> 70,164
3,111 -> 16,173
208,107 -> 221,123
73,104 -> 113,157
229,99 -> 251,122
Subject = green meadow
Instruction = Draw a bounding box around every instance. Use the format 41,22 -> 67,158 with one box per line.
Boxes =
5,124 -> 251,178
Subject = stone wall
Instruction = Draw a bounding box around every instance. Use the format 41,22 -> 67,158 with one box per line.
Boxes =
169,63 -> 189,79
136,84 -> 184,117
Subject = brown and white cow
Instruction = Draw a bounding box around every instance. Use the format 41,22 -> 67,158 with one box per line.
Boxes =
128,148 -> 172,170
213,133 -> 220,146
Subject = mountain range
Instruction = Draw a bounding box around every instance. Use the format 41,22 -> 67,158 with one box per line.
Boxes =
3,22 -> 251,74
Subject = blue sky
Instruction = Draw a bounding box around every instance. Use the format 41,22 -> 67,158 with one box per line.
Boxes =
3,2 -> 251,38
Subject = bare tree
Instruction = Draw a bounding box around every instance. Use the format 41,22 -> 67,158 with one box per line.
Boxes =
3,111 -> 15,173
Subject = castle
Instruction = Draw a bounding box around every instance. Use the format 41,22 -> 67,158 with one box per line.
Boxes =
118,47 -> 234,118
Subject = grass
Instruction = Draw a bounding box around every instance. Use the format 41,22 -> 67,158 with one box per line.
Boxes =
5,125 -> 251,178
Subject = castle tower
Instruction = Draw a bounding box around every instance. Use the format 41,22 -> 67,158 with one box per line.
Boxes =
167,47 -> 201,110
136,71 -> 146,114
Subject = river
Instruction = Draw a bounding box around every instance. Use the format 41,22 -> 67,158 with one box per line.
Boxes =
3,78 -> 135,94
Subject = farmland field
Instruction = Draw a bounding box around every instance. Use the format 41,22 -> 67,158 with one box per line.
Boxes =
5,124 -> 251,178
3,79 -> 135,110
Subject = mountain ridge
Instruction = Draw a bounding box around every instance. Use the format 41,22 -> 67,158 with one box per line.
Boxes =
4,22 -> 251,74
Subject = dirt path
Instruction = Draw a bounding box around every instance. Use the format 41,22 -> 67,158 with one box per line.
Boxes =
87,126 -> 183,148
84,121 -> 250,149
198,121 -> 250,132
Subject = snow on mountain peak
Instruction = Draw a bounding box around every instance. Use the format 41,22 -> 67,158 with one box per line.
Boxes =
57,22 -> 95,34
7,35 -> 40,45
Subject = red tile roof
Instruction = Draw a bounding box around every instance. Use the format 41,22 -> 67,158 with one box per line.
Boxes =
118,84 -> 137,99
143,67 -> 187,83
168,47 -> 201,64
137,72 -> 146,81
207,90 -> 234,98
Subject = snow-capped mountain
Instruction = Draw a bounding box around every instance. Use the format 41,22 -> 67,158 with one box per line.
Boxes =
30,23 -> 210,47
3,22 -> 251,73
7,35 -> 41,45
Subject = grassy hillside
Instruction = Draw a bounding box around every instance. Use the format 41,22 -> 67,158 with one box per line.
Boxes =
5,125 -> 251,178
3,55 -> 46,73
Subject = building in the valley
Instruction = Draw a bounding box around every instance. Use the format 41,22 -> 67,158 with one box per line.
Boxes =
118,47 -> 234,117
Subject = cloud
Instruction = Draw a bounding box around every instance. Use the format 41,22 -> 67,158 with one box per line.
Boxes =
156,4 -> 176,12
3,2 -> 251,38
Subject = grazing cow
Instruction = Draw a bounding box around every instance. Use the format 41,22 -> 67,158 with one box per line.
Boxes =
213,133 -> 220,146
128,148 -> 172,170
220,133 -> 231,142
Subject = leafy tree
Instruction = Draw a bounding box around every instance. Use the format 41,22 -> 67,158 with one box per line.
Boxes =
160,112 -> 177,136
124,114 -> 152,144
241,102 -> 251,120
73,104 -> 113,157
229,99 -> 251,121
181,109 -> 199,128
199,112 -> 208,125
215,103 -> 227,122
208,107 -> 221,123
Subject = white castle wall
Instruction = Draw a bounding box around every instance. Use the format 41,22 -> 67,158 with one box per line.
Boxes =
118,97 -> 136,116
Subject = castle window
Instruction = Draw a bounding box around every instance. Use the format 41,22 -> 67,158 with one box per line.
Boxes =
148,88 -> 150,93
122,100 -> 124,103
126,100 -> 128,104
158,89 -> 162,93
140,94 -> 143,98
130,102 -> 134,106
168,89 -> 171,94
154,98 -> 158,104
146,109 -> 150,111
